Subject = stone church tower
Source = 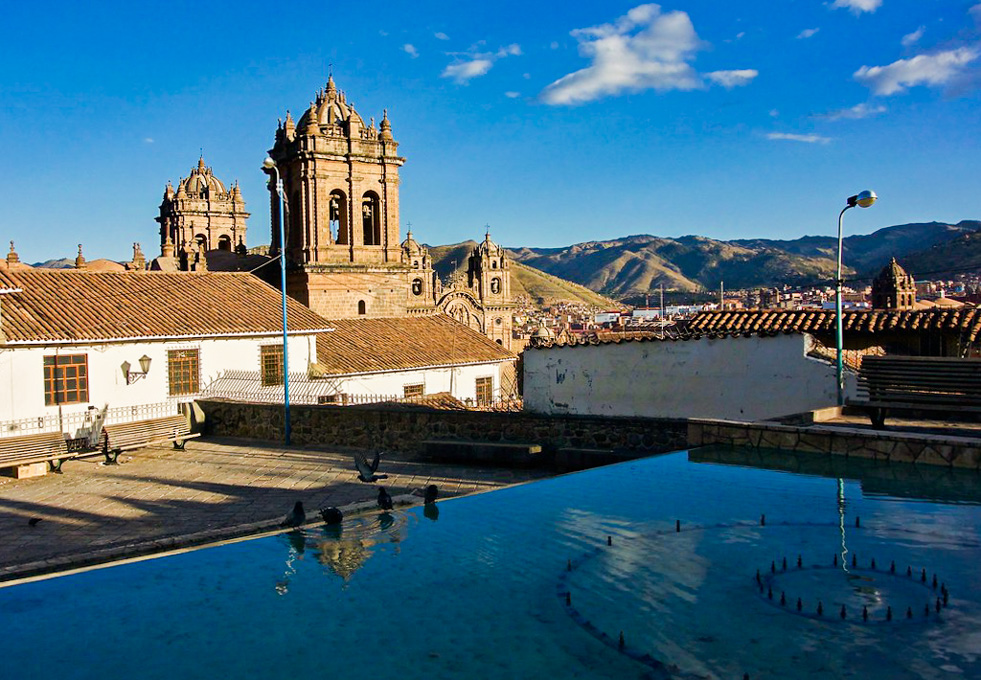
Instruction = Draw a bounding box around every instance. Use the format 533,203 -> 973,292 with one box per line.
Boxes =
266,76 -> 417,319
156,157 -> 249,271
436,231 -> 515,349
871,258 -> 916,310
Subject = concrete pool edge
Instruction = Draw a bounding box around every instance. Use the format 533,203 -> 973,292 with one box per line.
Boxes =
690,418 -> 981,469
0,488 -> 493,587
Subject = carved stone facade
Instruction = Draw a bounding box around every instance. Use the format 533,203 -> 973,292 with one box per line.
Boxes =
266,78 -> 513,349
155,157 -> 249,271
266,76 -> 408,319
871,258 -> 916,310
436,232 -> 514,348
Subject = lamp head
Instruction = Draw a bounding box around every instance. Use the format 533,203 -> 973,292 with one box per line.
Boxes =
856,190 -> 877,208
139,354 -> 152,374
846,190 -> 877,209
262,157 -> 277,170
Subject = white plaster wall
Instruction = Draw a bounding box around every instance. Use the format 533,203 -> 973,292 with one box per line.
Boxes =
523,334 -> 856,421
0,333 -> 316,424
331,361 -> 506,402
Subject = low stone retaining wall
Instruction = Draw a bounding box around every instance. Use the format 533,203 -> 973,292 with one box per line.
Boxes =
197,399 -> 689,465
689,418 -> 981,469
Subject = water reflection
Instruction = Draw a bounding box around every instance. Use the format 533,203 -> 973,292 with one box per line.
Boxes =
274,505 -> 428,590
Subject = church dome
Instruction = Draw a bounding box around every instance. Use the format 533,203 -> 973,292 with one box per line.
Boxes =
475,229 -> 504,258
179,157 -> 227,197
871,257 -> 916,310
401,230 -> 424,255
296,76 -> 366,132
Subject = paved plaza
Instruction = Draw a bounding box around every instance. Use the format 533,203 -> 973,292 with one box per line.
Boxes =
0,437 -> 552,582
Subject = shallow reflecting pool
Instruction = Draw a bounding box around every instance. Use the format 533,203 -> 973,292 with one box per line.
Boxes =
2,445 -> 980,679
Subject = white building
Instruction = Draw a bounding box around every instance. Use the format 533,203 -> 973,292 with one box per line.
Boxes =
0,268 -> 331,438
311,316 -> 517,405
523,332 -> 854,421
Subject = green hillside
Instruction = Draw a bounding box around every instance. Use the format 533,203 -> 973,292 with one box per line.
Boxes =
428,241 -> 618,308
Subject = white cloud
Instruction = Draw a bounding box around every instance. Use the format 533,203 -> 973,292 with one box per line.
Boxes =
505,91 -> 521,98
403,44 -> 419,58
705,69 -> 758,88
769,109 -> 779,117
797,28 -> 820,39
523,73 -> 531,79
735,31 -> 745,39
820,102 -> 886,120
550,41 -> 560,49
831,0 -> 882,14
972,3 -> 981,21
441,43 -> 522,84
540,4 -> 707,105
854,47 -> 980,95
442,59 -> 494,83
901,26 -> 925,47
435,32 -> 449,41
767,132 -> 831,144
144,137 -> 154,144
819,102 -> 887,120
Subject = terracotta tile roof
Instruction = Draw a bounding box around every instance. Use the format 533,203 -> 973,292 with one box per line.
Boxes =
314,315 -> 516,376
0,268 -> 332,344
529,308 -> 981,350
684,309 -> 981,342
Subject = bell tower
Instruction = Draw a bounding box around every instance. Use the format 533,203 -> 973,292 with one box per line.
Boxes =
267,77 -> 411,319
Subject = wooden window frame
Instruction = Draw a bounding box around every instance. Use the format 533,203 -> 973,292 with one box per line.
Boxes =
475,376 -> 493,406
43,354 -> 89,406
403,383 -> 424,399
167,348 -> 200,396
261,345 -> 284,386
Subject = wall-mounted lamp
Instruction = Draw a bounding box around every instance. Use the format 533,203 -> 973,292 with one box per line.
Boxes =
121,355 -> 152,384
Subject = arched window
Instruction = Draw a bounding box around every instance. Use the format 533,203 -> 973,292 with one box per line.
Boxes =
358,300 -> 366,315
330,190 -> 348,245
491,260 -> 498,269
412,278 -> 423,296
490,277 -> 501,294
217,235 -> 232,251
362,191 -> 381,246
195,234 -> 208,251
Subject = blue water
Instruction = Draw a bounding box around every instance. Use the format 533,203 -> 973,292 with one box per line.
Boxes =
2,446 -> 980,679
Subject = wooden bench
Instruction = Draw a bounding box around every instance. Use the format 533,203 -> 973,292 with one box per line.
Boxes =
102,415 -> 199,464
421,439 -> 543,467
0,432 -> 71,475
848,355 -> 981,429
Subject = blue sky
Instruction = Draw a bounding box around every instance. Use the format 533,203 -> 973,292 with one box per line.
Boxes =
1,0 -> 979,263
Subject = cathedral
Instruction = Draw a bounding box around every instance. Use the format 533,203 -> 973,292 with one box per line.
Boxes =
153,77 -> 513,349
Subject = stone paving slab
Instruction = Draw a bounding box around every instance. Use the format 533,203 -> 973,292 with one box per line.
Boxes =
0,437 -> 552,582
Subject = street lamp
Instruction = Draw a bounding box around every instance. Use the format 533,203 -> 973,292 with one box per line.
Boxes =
262,156 -> 292,445
835,190 -> 877,406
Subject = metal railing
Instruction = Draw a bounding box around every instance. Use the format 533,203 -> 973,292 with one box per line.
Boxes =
0,402 -> 181,439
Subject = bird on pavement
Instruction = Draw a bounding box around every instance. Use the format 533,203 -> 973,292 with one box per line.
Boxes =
320,506 -> 343,525
27,517 -> 43,527
423,484 -> 438,505
377,487 -> 394,511
354,450 -> 388,483
280,501 -> 306,528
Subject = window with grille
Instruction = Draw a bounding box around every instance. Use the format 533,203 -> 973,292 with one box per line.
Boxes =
403,383 -> 424,398
168,349 -> 200,396
261,345 -> 284,386
475,376 -> 493,406
43,354 -> 89,405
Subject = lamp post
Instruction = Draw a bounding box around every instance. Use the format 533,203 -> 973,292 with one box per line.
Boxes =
262,156 -> 291,445
835,190 -> 877,406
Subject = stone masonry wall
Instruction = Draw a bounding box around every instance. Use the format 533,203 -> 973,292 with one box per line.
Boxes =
197,399 -> 689,459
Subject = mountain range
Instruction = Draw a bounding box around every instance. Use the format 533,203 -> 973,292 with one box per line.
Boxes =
497,221 -> 980,301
